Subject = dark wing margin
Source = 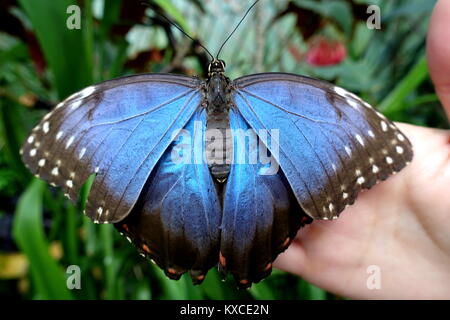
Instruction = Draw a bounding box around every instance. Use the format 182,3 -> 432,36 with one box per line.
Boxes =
21,73 -> 204,223
233,73 -> 413,220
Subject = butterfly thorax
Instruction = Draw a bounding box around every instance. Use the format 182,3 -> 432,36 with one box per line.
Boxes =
205,60 -> 232,183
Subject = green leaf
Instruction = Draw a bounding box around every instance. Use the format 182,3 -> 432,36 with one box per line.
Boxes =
249,281 -> 277,300
152,264 -> 189,299
379,54 -> 428,116
198,269 -> 226,300
293,0 -> 353,36
153,0 -> 191,34
18,0 -> 93,98
12,180 -> 73,299
351,22 -> 373,59
298,280 -> 327,300
0,99 -> 30,186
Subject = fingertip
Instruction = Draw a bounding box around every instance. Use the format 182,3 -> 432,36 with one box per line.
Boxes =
427,0 -> 450,119
273,242 -> 306,276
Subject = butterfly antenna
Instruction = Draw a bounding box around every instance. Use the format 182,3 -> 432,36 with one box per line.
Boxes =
215,0 -> 260,60
141,1 -> 214,61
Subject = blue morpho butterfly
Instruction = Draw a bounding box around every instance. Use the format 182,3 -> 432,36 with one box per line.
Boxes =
21,2 -> 413,288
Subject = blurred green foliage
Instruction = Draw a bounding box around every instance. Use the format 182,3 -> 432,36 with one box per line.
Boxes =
0,0 -> 446,300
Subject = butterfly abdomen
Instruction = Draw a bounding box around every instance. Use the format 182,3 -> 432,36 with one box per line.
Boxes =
205,73 -> 233,182
205,110 -> 232,182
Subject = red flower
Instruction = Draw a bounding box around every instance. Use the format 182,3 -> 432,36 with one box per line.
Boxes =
305,37 -> 347,66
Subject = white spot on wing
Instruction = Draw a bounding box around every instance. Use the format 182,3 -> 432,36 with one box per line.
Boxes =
79,86 -> 95,99
79,147 -> 86,159
386,156 -> 393,164
355,134 -> 364,146
66,180 -> 73,188
43,121 -> 50,133
27,135 -> 35,144
71,100 -> 82,110
343,192 -> 349,199
66,136 -> 75,149
364,102 -> 372,109
345,146 -> 352,156
396,146 -> 404,154
56,131 -> 63,140
376,111 -> 386,119
347,98 -> 359,109
52,167 -> 59,176
328,203 -> 334,212
368,130 -> 375,138
43,112 -> 52,120
29,149 -> 37,157
334,87 -> 348,97
357,176 -> 365,185
381,121 -> 388,132
38,159 -> 46,167
372,165 -> 379,173
397,133 -> 405,142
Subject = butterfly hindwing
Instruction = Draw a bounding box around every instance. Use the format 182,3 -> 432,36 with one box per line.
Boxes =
116,109 -> 222,284
233,73 -> 413,220
21,74 -> 203,223
219,109 -> 311,287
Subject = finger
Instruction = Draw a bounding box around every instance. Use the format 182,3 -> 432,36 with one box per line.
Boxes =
427,0 -> 450,120
273,240 -> 306,275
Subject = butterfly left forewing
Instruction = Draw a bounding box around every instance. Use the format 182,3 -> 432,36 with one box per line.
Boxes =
21,74 -> 203,223
233,73 -> 413,220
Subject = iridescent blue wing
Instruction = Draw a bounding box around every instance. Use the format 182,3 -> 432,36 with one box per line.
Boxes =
116,109 -> 221,284
21,74 -> 203,223
219,109 -> 312,287
233,73 -> 413,220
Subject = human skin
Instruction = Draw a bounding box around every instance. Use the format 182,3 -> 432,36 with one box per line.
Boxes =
274,0 -> 450,299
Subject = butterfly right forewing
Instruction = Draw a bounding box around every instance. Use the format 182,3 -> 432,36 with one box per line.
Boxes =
233,72 -> 413,220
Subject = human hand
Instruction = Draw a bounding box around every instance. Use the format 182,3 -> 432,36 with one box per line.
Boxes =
274,0 -> 450,299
